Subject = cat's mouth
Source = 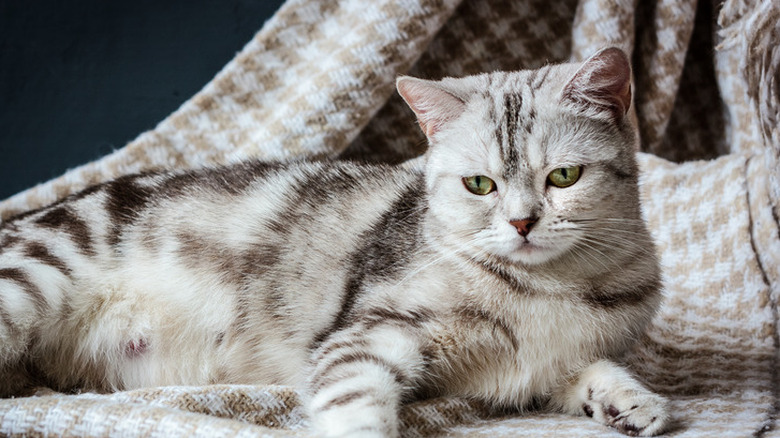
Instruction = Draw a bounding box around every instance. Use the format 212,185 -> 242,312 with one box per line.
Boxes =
511,239 -> 560,265
516,240 -> 542,252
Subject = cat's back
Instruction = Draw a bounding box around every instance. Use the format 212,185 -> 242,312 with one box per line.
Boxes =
3,159 -> 421,263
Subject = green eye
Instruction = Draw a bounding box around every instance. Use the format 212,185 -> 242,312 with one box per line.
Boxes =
463,175 -> 496,195
462,175 -> 496,195
547,166 -> 582,188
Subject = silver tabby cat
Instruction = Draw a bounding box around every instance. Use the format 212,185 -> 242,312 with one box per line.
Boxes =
0,48 -> 667,436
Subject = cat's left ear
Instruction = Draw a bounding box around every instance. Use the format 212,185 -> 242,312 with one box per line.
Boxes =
397,77 -> 467,138
562,47 -> 632,120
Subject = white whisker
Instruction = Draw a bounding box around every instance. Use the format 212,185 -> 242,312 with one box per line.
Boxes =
571,238 -> 617,272
391,228 -> 488,287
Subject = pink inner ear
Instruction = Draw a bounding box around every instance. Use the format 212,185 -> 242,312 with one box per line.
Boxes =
397,77 -> 466,137
564,47 -> 632,118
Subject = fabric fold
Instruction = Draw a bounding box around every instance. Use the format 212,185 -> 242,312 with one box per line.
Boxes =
1,0 -> 778,436
0,0 -> 463,220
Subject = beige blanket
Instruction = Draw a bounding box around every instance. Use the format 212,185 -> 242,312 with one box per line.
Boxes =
1,0 -> 778,436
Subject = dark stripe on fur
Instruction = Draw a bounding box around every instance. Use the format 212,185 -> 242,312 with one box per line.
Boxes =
310,270 -> 363,349
490,101 -> 504,153
313,351 -> 408,389
473,258 -> 528,294
0,234 -> 22,253
310,179 -> 426,349
311,370 -> 361,393
23,243 -> 70,276
297,165 -> 364,206
34,208 -> 95,256
457,305 -> 519,350
502,93 -> 522,177
524,108 -> 536,134
264,164 -> 364,240
3,184 -> 102,224
0,297 -> 19,335
315,390 -> 371,412
176,233 -> 281,327
243,243 -> 285,320
530,65 -> 551,91
105,176 -> 155,247
582,279 -> 660,309
314,338 -> 370,362
160,161 -> 278,197
360,307 -> 433,330
0,268 -> 46,314
178,239 -> 281,286
242,165 -> 371,329
604,161 -> 637,180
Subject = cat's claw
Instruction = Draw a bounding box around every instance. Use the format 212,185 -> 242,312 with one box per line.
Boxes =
583,388 -> 668,436
561,361 -> 670,436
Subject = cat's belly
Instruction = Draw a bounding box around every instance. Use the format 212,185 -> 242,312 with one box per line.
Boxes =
33,263 -> 311,391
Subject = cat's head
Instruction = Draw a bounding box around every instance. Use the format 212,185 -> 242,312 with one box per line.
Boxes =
397,48 -> 646,268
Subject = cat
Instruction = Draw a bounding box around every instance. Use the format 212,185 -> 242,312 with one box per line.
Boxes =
0,47 -> 668,437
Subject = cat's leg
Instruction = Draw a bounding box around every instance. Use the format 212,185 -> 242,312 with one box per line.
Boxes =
552,359 -> 669,436
307,321 -> 428,438
0,263 -> 41,395
0,232 -> 76,395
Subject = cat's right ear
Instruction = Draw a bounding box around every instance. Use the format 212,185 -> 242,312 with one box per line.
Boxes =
396,77 -> 466,138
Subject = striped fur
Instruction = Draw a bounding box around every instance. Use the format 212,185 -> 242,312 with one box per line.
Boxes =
0,48 -> 667,436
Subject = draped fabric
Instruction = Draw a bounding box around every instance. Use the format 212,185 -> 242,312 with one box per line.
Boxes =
2,0 -> 778,436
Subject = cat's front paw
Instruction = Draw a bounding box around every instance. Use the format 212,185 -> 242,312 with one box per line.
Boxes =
582,387 -> 668,436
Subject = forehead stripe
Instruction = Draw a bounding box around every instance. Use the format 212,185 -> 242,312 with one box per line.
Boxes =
502,92 -> 523,177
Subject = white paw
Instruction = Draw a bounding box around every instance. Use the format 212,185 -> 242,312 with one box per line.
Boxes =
582,387 -> 669,436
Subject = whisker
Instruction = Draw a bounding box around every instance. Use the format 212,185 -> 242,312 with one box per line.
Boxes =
567,245 -> 609,273
571,239 -> 617,272
574,236 -> 653,273
390,229 -> 488,287
581,232 -> 656,256
567,221 -> 656,255
575,225 -> 645,236
571,217 -> 646,224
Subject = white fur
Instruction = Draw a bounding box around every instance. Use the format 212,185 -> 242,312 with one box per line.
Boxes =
1,50 -> 667,437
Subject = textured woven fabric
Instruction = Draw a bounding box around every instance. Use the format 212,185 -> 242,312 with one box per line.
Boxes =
1,0 -> 778,436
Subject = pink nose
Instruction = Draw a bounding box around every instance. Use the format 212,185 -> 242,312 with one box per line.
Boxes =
509,218 -> 537,237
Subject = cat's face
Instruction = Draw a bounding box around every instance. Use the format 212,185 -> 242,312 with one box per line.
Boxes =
398,48 -> 642,267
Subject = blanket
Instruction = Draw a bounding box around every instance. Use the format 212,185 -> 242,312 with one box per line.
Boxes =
1,0 -> 778,436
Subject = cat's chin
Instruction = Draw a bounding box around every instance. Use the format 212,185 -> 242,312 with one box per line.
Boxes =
505,242 -> 564,266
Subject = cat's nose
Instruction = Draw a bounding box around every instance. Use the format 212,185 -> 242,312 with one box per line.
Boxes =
509,217 -> 537,237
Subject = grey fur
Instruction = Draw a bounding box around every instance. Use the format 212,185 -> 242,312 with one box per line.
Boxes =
0,48 -> 668,437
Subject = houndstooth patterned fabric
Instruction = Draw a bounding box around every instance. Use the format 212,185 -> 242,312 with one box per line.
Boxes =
1,0 -> 778,436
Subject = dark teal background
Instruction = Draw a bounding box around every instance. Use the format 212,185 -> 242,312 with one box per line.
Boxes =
0,0 -> 286,201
